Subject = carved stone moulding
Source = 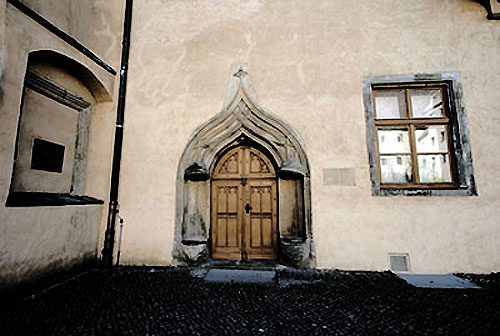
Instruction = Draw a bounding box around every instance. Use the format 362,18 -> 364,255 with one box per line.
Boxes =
280,238 -> 312,268
173,64 -> 314,268
184,162 -> 209,181
477,0 -> 500,19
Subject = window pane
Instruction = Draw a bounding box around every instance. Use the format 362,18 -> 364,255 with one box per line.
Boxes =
418,154 -> 452,183
410,89 -> 443,118
415,125 -> 449,153
374,91 -> 406,119
378,129 -> 410,154
380,155 -> 412,183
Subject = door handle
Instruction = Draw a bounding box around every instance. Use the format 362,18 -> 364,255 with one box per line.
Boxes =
244,203 -> 253,214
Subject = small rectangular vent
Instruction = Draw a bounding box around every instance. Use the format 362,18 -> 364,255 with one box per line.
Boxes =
389,254 -> 409,272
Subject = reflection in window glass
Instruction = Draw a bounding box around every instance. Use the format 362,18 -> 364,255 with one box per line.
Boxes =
380,155 -> 412,183
374,91 -> 406,119
411,90 -> 443,118
378,129 -> 410,154
415,126 -> 448,153
418,154 -> 452,183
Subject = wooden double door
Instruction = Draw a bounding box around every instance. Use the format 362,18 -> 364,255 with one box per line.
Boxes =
211,146 -> 277,260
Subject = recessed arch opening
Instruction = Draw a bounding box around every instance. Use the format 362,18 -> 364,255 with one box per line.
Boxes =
27,50 -> 111,102
208,135 -> 280,177
7,49 -> 109,206
210,144 -> 279,261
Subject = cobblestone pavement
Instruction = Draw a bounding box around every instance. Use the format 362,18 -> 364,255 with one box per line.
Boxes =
1,267 -> 499,335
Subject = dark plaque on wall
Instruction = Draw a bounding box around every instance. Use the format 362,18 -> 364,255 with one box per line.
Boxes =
31,138 -> 65,173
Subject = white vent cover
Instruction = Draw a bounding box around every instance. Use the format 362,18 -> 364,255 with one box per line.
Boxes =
389,253 -> 409,272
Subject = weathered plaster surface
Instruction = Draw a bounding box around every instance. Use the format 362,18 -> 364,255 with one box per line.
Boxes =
0,205 -> 101,293
89,0 -> 125,69
0,0 -> 6,101
18,0 -> 93,44
119,0 -> 500,274
0,0 -> 5,70
14,0 -> 126,69
0,2 -> 121,288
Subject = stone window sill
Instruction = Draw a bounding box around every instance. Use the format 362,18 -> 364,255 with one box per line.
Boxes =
5,192 -> 104,207
378,187 -> 476,197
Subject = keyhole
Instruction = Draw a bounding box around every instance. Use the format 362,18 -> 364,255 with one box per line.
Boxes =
245,203 -> 253,214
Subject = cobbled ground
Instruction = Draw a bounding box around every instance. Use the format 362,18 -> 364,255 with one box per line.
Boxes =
1,267 -> 499,335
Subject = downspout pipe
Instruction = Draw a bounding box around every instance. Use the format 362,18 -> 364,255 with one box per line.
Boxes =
102,0 -> 133,268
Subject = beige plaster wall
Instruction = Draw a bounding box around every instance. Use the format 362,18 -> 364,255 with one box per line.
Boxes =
89,0 -> 125,69
0,0 -> 6,78
18,0 -> 93,44
0,205 -> 102,290
119,0 -> 500,273
12,0 -> 124,68
0,3 -> 121,288
12,88 -> 79,193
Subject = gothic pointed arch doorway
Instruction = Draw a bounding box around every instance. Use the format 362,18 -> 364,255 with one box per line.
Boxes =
211,146 -> 278,260
173,64 -> 314,268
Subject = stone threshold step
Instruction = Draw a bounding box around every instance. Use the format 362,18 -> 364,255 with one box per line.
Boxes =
203,269 -> 276,284
210,265 -> 277,271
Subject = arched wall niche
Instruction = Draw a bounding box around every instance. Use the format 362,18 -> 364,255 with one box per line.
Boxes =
173,64 -> 315,268
27,50 -> 111,102
7,49 -> 110,203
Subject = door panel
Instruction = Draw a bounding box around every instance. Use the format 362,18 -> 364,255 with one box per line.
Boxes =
247,148 -> 275,178
212,146 -> 277,260
244,180 -> 277,259
214,150 -> 242,179
250,218 -> 261,247
211,180 -> 242,259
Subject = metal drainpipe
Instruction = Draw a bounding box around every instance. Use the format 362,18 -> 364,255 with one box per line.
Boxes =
102,0 -> 133,268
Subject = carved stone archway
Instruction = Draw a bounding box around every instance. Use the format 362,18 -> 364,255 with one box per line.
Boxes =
173,64 -> 314,268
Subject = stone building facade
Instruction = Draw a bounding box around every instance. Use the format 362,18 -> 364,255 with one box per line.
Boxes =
0,0 -> 124,297
1,0 -> 499,296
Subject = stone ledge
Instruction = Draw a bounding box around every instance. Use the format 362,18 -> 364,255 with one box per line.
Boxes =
5,192 -> 104,207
